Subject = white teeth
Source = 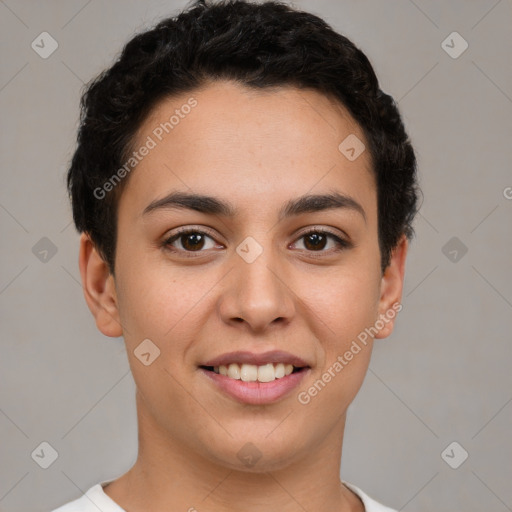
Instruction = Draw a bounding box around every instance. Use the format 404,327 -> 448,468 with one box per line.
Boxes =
240,364 -> 258,382
215,362 -> 300,382
257,363 -> 275,382
227,363 -> 241,380
274,363 -> 285,379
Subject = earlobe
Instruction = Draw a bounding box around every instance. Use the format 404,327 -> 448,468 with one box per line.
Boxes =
78,233 -> 123,338
375,234 -> 408,339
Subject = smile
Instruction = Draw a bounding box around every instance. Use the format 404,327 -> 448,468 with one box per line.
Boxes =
201,362 -> 304,383
199,364 -> 310,405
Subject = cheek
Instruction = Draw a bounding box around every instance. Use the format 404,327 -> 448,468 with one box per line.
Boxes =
114,259 -> 225,391
294,272 -> 379,424
114,269 -> 201,418
116,270 -> 201,344
294,262 -> 380,404
114,235 -> 196,336
304,267 -> 381,341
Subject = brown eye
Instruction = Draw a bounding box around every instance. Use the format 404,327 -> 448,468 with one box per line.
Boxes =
293,229 -> 351,253
164,229 -> 218,253
303,232 -> 328,251
179,232 -> 207,251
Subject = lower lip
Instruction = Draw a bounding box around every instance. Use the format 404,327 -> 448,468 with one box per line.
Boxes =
199,367 -> 310,405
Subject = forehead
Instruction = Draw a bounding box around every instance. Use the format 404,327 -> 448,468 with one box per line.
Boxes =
120,80 -> 376,222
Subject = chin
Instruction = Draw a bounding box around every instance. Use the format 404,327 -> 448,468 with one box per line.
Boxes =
203,434 -> 306,473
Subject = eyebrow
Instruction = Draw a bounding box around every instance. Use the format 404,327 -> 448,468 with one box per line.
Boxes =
142,190 -> 366,223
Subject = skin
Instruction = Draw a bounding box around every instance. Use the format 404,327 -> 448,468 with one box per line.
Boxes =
79,79 -> 408,512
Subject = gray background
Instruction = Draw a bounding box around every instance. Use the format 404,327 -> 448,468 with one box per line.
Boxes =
1,0 -> 511,511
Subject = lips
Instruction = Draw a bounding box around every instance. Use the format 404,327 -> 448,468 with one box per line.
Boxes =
198,350 -> 312,404
200,350 -> 311,369
199,365 -> 311,405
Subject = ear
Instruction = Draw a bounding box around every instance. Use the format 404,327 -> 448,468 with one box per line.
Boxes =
374,234 -> 408,339
78,233 -> 123,338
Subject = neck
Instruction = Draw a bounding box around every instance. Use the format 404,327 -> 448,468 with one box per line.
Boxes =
103,391 -> 364,512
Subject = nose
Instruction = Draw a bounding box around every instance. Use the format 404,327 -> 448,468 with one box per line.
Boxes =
218,245 -> 295,333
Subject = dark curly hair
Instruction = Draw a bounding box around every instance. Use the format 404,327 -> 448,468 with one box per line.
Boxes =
67,0 -> 419,275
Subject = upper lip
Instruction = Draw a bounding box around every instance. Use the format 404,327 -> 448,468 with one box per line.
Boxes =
200,350 -> 311,368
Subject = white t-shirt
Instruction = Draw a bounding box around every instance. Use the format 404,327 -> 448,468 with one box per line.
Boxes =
50,479 -> 397,511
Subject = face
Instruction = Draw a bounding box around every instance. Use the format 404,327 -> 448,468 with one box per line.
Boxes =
81,79 -> 407,472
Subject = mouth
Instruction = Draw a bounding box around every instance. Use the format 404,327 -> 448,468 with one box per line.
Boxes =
198,360 -> 311,405
198,350 -> 312,404
199,363 -> 308,383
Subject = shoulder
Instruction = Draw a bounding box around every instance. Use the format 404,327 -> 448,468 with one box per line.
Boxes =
49,483 -> 125,512
343,481 -> 398,512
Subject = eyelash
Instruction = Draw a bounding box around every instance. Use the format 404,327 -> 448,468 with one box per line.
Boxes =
162,226 -> 352,258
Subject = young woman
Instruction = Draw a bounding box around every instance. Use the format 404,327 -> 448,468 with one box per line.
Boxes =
53,1 -> 419,510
